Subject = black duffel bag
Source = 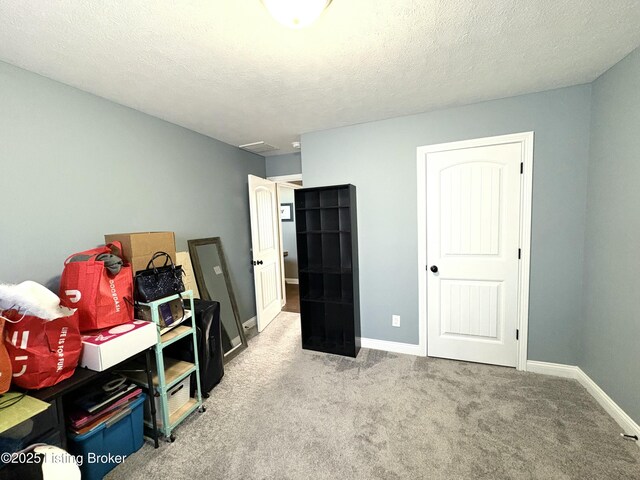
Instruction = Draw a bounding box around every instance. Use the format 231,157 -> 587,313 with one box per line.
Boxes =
134,252 -> 185,302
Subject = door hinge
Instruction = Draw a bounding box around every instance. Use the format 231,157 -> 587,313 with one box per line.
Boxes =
518,248 -> 521,259
520,162 -> 524,174
516,329 -> 520,340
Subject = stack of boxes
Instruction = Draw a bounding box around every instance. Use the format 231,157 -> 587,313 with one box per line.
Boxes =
79,232 -> 178,371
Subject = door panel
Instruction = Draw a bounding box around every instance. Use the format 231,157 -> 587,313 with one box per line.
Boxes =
427,142 -> 521,367
440,280 -> 501,339
260,263 -> 278,308
257,189 -> 275,250
441,163 -> 502,256
248,175 -> 282,332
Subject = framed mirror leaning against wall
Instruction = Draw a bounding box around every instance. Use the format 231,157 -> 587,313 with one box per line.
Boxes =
188,237 -> 248,363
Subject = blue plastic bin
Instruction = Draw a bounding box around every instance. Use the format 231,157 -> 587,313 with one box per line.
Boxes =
68,393 -> 146,480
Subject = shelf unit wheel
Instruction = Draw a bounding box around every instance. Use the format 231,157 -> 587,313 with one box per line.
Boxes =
168,433 -> 176,443
199,405 -> 207,413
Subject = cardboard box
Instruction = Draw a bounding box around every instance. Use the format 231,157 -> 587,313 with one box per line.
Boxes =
80,320 -> 157,371
104,232 -> 176,275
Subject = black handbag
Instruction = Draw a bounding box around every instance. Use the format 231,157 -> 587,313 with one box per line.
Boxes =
134,252 -> 185,303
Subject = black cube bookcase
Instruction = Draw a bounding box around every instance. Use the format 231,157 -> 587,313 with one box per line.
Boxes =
295,184 -> 360,357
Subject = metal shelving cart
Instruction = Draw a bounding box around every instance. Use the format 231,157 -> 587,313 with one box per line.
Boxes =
124,290 -> 205,443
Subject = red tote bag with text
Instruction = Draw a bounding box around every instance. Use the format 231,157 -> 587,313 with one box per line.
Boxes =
59,242 -> 133,332
3,310 -> 82,389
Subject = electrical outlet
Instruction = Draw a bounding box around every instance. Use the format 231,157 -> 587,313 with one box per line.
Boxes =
392,315 -> 401,327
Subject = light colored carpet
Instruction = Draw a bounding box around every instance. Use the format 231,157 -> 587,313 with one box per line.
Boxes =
108,311 -> 639,480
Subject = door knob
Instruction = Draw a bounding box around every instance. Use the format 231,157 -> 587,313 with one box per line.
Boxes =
430,265 -> 438,273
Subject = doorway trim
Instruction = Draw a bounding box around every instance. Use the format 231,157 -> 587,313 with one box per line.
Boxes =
416,132 -> 534,371
267,173 -> 303,183
275,181 -> 303,308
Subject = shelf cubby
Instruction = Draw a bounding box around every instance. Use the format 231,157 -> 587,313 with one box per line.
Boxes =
321,233 -> 341,269
340,233 -> 353,270
341,273 -> 354,302
319,189 -> 339,207
297,209 -> 321,232
323,273 -> 342,299
298,190 -> 320,208
338,189 -> 350,207
306,272 -> 324,298
339,208 -> 351,232
298,232 -> 323,271
321,208 -> 340,231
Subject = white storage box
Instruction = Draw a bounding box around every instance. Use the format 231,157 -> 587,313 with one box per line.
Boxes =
147,375 -> 191,427
80,320 -> 156,371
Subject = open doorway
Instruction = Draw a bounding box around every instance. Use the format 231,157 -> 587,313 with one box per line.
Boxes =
269,174 -> 302,315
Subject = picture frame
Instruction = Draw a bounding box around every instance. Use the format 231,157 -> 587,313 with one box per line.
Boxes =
280,203 -> 293,222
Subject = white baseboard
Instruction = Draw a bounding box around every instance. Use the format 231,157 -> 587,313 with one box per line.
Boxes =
527,361 -> 639,447
360,337 -> 423,356
574,368 -> 640,446
243,316 -> 256,330
285,278 -> 299,285
526,360 -> 581,379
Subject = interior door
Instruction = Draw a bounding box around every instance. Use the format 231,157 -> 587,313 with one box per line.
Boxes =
248,175 -> 282,332
426,142 -> 521,367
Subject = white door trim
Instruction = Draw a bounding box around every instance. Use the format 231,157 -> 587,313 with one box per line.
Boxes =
267,174 -> 303,183
417,132 -> 534,370
275,184 -> 287,308
276,182 -> 303,306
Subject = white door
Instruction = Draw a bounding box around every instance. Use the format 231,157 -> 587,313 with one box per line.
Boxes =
248,175 -> 282,332
426,142 -> 522,367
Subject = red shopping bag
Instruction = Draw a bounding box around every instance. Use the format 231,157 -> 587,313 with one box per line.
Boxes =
0,318 -> 11,393
3,310 -> 82,389
59,242 -> 134,332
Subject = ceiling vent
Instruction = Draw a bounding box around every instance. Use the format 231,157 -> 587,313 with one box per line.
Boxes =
239,141 -> 278,154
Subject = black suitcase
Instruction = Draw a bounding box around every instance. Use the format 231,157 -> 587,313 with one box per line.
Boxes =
165,299 -> 224,397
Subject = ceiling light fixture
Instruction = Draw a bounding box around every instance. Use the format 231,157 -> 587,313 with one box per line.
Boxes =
262,0 -> 332,29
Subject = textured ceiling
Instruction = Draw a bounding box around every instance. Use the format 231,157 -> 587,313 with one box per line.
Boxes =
1,1 -> 639,156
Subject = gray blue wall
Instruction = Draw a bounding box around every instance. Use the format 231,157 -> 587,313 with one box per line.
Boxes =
302,85 -> 592,365
265,152 -> 302,177
582,48 -> 640,423
0,61 -> 265,321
